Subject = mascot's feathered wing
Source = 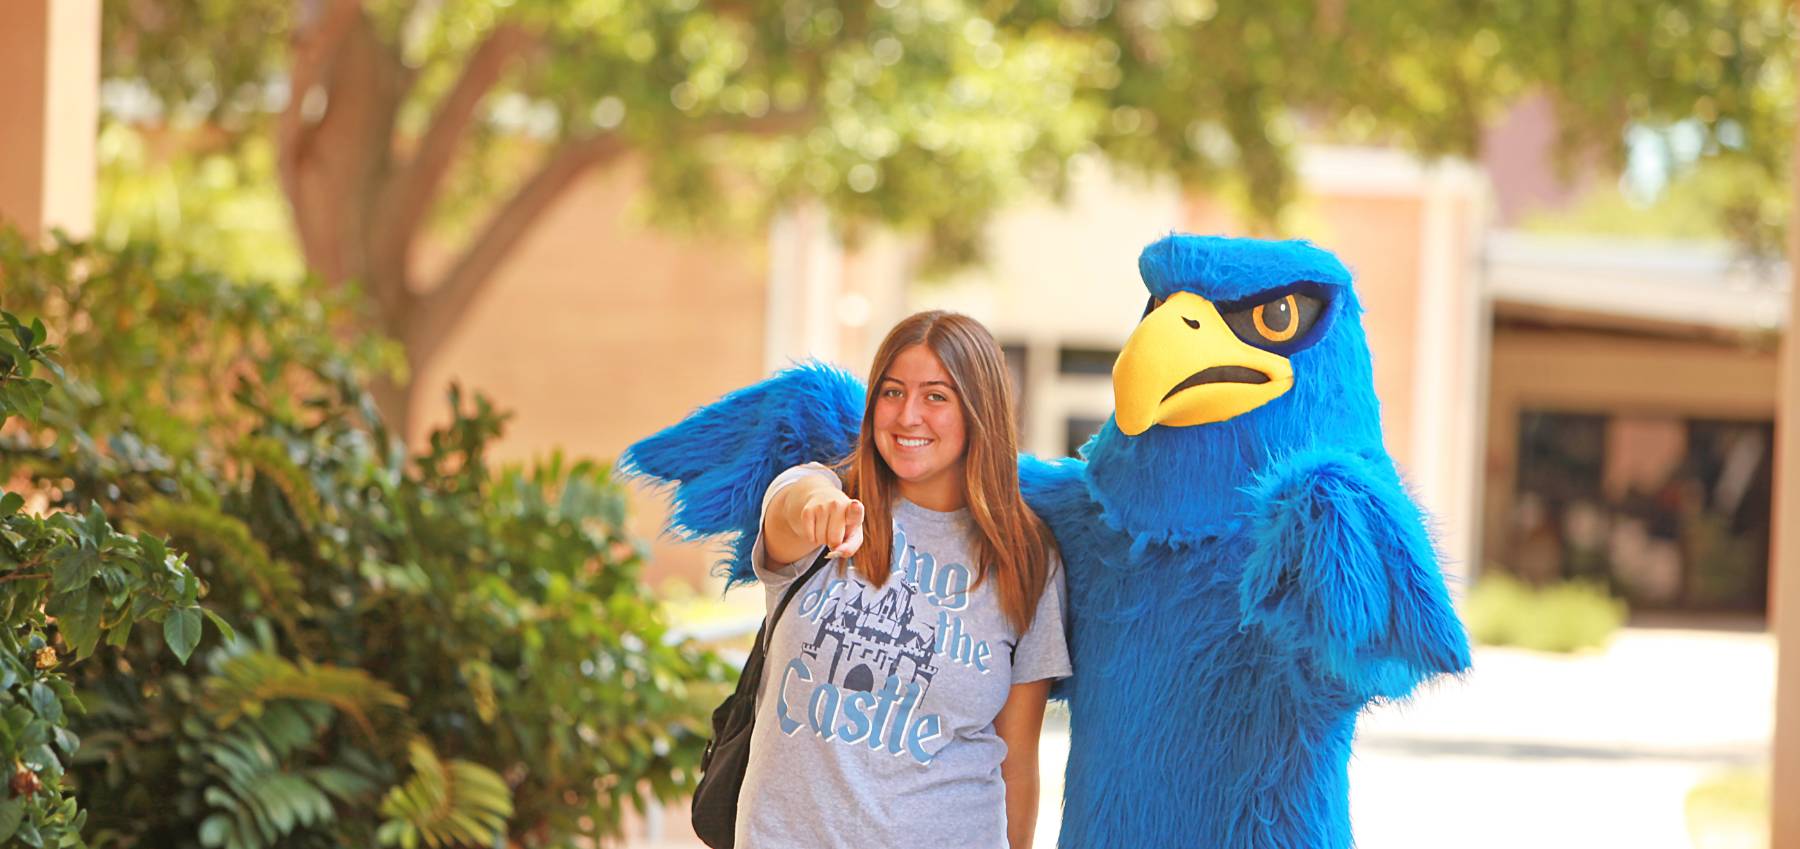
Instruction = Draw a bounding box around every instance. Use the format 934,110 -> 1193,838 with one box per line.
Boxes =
622,361 -> 864,582
623,234 -> 1470,849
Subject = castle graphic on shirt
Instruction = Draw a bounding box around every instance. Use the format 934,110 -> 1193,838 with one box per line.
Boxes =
773,526 -> 994,764
802,576 -> 940,700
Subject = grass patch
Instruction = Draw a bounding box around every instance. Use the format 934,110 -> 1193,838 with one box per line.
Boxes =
1686,769 -> 1769,849
1464,573 -> 1626,653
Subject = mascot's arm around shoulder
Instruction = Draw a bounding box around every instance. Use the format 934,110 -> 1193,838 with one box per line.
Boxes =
619,361 -> 864,585
1238,447 -> 1470,699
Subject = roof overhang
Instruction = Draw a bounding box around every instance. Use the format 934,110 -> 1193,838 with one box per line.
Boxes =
1485,230 -> 1788,335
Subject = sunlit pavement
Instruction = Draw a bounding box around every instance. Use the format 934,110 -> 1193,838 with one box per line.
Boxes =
630,626 -> 1774,849
1350,626 -> 1772,849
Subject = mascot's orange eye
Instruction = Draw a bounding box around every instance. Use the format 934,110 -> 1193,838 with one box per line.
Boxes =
1252,295 -> 1300,343
1221,289 -> 1328,354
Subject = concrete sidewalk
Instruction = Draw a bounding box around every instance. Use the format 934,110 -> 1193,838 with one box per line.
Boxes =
630,626 -> 1774,848
1348,626 -> 1772,849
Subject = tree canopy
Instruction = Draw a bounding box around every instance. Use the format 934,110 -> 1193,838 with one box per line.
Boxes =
100,0 -> 1795,423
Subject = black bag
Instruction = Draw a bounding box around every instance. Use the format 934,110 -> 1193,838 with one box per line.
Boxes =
690,551 -> 831,848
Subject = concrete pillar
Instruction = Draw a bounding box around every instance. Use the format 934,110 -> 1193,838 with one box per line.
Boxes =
0,0 -> 100,240
1773,46 -> 1800,849
1406,164 -> 1489,592
764,203 -> 847,372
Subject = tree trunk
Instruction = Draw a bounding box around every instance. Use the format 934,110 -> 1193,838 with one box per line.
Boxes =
368,367 -> 417,444
280,3 -> 416,428
274,3 -> 806,438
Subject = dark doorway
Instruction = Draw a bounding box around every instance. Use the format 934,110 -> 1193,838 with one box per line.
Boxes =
1506,411 -> 1771,613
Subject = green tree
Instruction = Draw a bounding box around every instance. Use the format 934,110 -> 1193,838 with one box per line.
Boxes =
1524,154 -> 1789,252
102,0 -> 1793,429
95,124 -> 305,284
102,0 -> 1105,430
1,231 -> 728,847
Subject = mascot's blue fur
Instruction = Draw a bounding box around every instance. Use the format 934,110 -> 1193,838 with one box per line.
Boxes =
624,361 -> 862,585
623,234 -> 1470,848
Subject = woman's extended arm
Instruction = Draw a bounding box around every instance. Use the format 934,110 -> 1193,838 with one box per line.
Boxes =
762,472 -> 866,565
995,679 -> 1052,849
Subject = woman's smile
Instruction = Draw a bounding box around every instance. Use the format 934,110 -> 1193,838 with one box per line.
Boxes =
873,344 -> 968,510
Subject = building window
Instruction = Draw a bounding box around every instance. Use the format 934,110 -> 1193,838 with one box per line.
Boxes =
1505,411 -> 1771,614
1001,342 -> 1027,429
1065,416 -> 1106,457
1057,347 -> 1118,377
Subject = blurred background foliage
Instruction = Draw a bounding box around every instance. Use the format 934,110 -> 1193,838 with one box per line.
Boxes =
95,123 -> 304,285
1685,768 -> 1770,849
102,0 -> 1800,232
1523,147 -> 1791,254
0,303 -> 213,848
1464,572 -> 1629,654
99,0 -> 1796,257
96,0 -> 1798,429
0,231 -> 730,847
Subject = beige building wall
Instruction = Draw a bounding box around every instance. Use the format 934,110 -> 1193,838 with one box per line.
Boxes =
411,158 -> 774,588
0,0 -> 98,240
763,205 -> 907,377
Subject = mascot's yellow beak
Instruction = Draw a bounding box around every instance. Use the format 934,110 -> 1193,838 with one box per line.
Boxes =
1113,291 -> 1294,436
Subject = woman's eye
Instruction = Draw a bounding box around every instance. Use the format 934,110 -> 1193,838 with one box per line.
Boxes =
928,393 -> 947,402
880,388 -> 902,399
1221,290 -> 1327,353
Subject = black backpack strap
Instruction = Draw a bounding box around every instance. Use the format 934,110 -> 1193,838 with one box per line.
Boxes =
689,549 -> 838,847
761,551 -> 833,654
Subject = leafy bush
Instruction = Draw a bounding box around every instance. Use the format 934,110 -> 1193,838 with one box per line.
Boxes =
1,232 -> 729,847
1464,572 -> 1626,653
1685,768 -> 1769,849
0,309 -> 215,848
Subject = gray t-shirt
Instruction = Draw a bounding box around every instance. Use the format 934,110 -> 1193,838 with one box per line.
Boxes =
737,464 -> 1072,849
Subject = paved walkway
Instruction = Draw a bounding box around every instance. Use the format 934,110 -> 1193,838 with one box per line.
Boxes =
629,626 -> 1775,848
1349,626 -> 1772,849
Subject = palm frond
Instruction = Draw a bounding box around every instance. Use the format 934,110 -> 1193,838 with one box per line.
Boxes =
377,738 -> 513,849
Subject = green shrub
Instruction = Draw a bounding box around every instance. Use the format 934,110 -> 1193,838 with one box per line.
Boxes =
1,232 -> 730,847
0,308 -> 217,848
1685,769 -> 1769,849
1464,572 -> 1626,653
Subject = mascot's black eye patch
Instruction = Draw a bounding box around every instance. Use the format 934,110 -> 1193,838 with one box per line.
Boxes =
1219,285 -> 1329,355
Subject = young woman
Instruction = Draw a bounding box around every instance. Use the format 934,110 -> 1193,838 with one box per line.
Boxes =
739,311 -> 1070,848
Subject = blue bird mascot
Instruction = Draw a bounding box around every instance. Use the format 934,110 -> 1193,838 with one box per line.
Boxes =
624,234 -> 1470,849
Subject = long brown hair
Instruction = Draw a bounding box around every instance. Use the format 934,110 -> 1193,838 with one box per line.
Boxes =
838,311 -> 1054,635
